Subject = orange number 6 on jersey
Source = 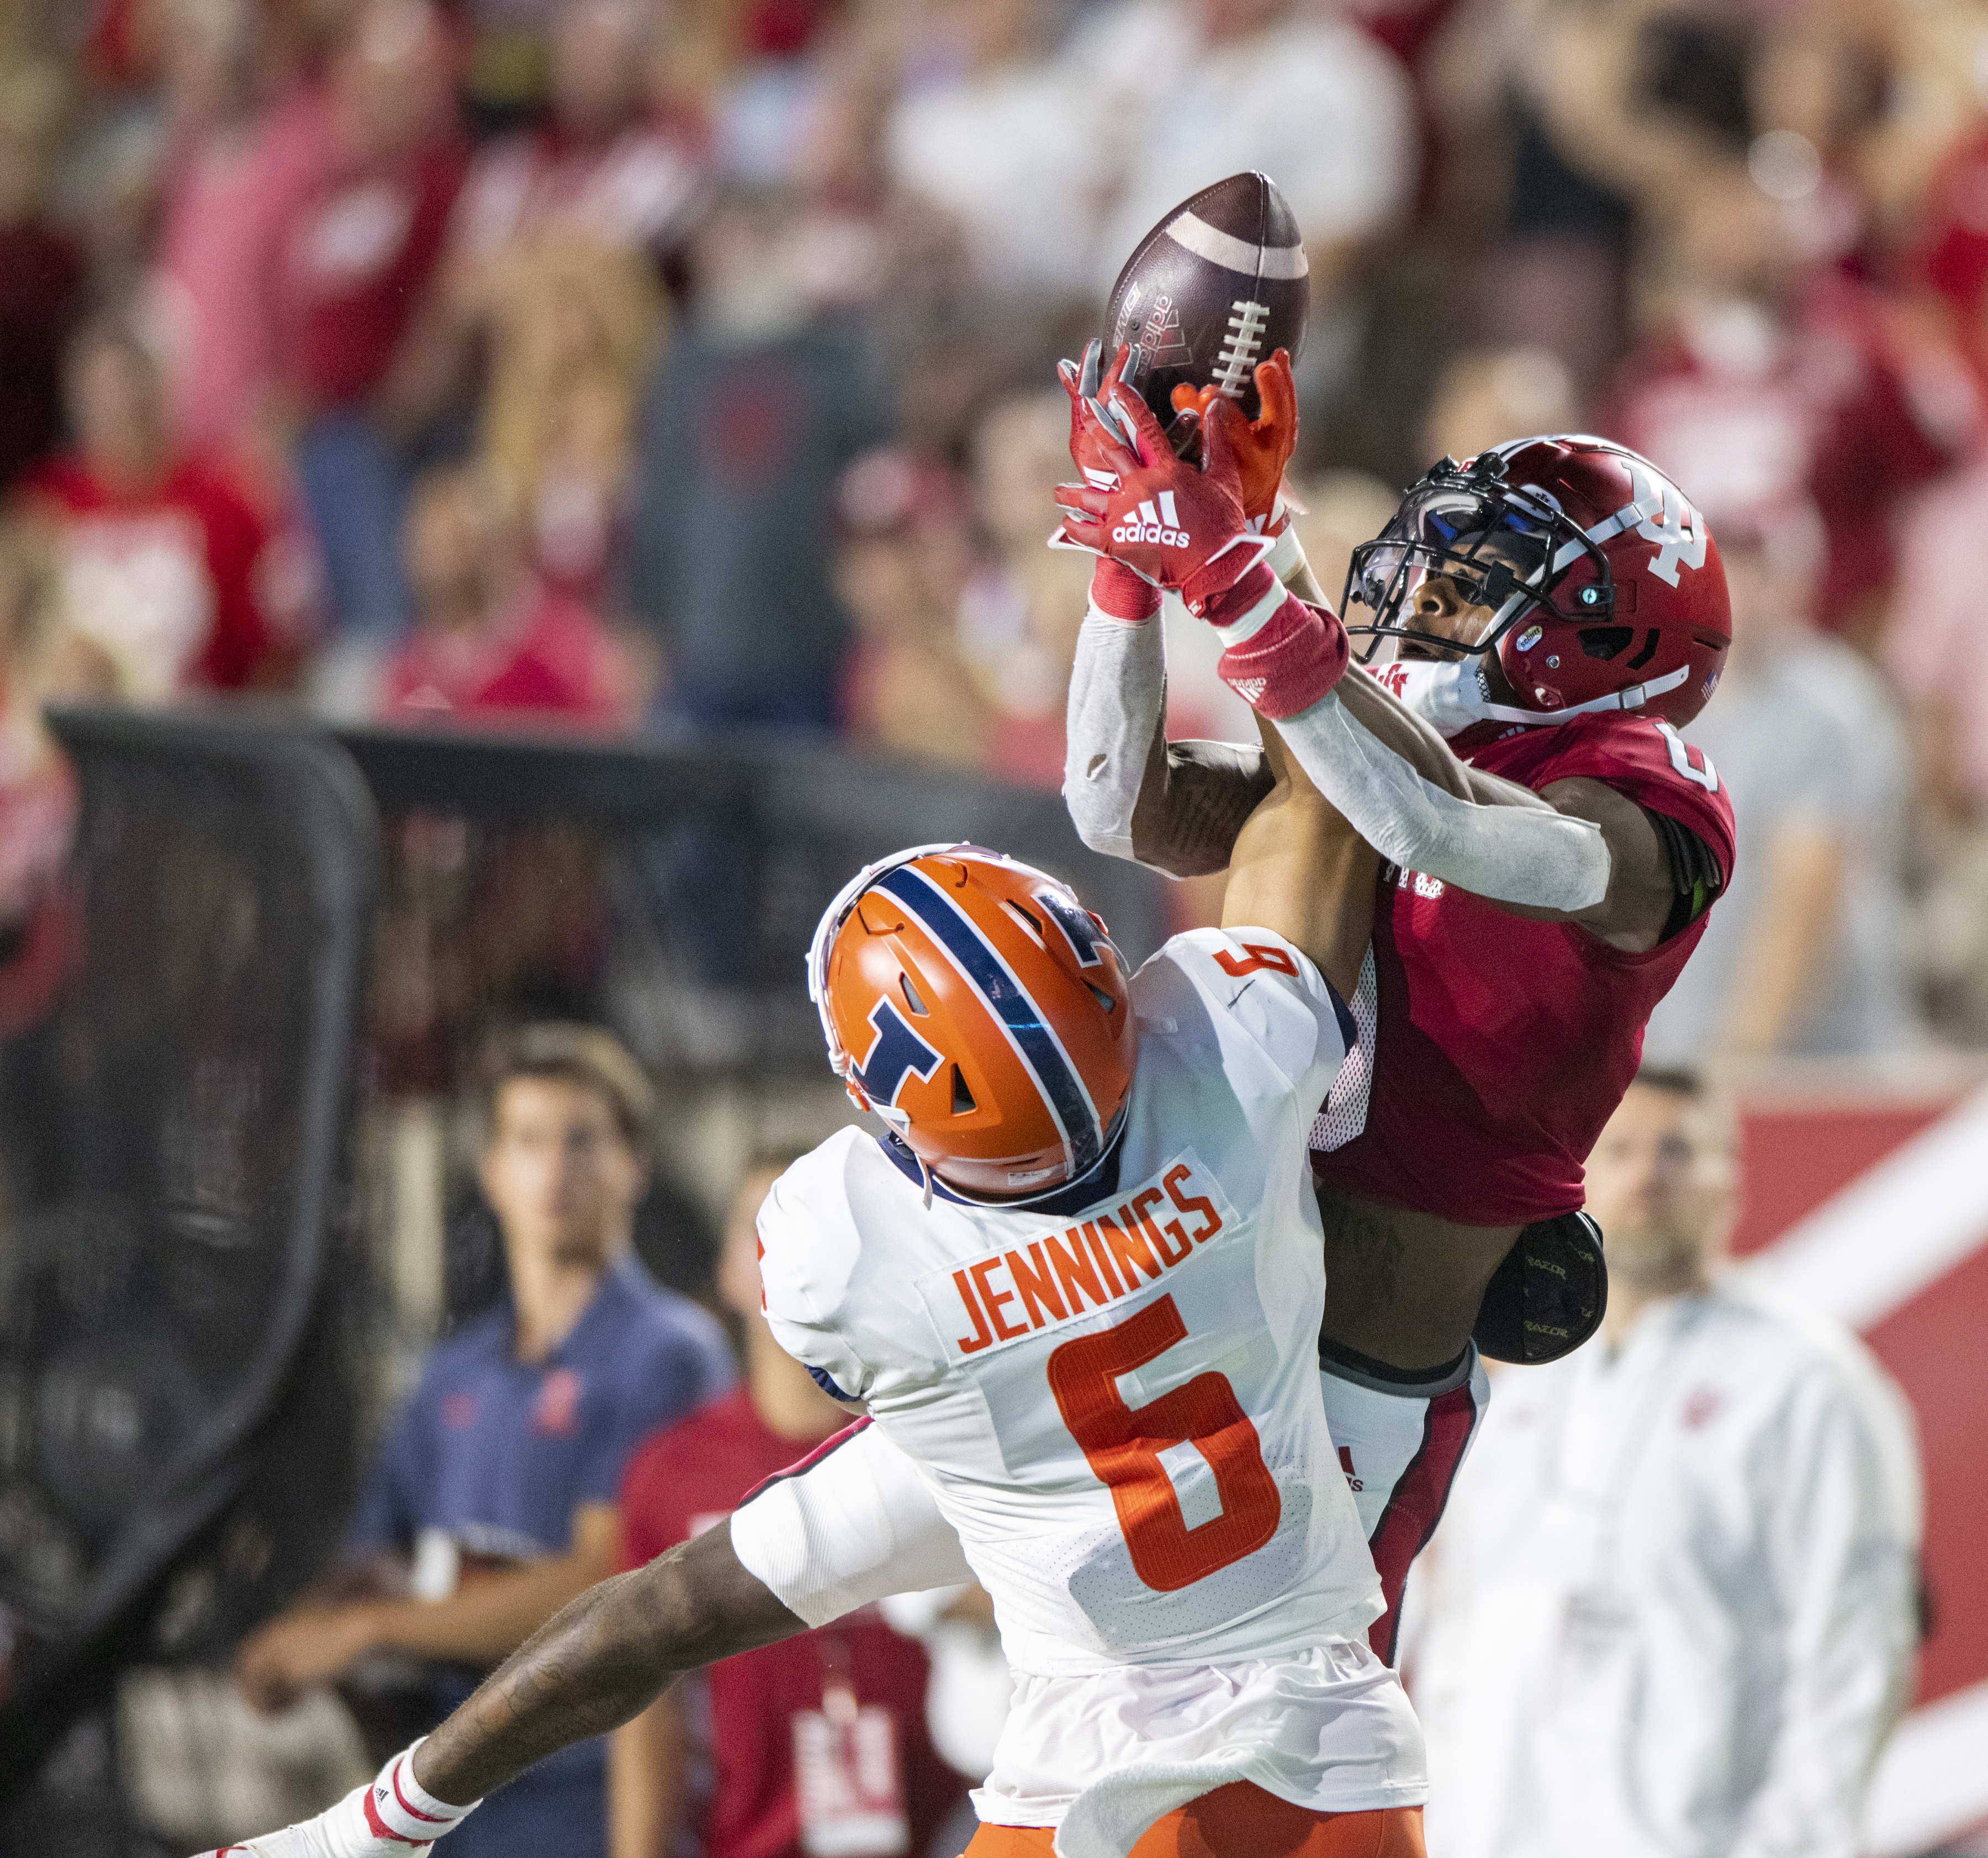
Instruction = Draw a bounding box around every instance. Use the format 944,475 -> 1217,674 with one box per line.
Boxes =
1047,1295 -> 1281,1591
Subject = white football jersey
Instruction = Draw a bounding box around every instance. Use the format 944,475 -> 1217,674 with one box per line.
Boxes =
757,925 -> 1383,1678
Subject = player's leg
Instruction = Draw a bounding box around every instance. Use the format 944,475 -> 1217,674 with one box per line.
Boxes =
1316,1329 -> 1489,1665
1139,1786 -> 1426,1857
960,1791 -> 1427,1858
1315,1187 -> 1610,1658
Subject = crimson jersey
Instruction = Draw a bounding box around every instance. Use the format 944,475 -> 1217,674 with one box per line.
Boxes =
1312,711 -> 1736,1226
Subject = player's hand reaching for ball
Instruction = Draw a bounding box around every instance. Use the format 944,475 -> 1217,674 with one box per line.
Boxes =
1171,348 -> 1299,525
1056,339 -> 1144,492
1052,384 -> 1268,613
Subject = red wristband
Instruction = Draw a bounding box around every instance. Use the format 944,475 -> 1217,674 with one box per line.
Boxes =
1217,594 -> 1351,719
1090,556 -> 1161,624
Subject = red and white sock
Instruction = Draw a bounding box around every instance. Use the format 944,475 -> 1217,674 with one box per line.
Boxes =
1319,1342 -> 1489,1666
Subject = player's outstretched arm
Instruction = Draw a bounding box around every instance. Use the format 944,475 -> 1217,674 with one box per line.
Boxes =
1324,668 -> 1679,951
1059,571 -> 1273,878
1058,341 -> 1272,878
1058,383 -> 1680,950
199,1527 -> 804,1855
415,1524 -> 799,1804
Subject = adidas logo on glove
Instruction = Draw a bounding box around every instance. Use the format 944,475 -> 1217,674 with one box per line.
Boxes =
1112,490 -> 1189,550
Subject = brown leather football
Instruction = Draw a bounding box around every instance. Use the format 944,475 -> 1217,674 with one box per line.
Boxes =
1101,171 -> 1309,426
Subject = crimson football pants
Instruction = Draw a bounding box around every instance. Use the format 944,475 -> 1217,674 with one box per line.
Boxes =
963,1787 -> 1426,1857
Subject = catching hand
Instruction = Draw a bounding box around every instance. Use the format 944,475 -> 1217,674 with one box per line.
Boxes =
1170,349 -> 1298,525
1052,387 -> 1269,611
1056,341 -> 1145,493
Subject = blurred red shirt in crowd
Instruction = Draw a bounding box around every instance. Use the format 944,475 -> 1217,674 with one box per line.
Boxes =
151,78 -> 329,457
382,586 -> 624,723
1603,270 -> 1972,638
23,316 -> 302,696
1919,123 -> 1988,384
379,463 -> 627,728
450,0 -> 704,276
278,2 -> 467,415
618,1391 -> 965,1858
0,88 -> 87,493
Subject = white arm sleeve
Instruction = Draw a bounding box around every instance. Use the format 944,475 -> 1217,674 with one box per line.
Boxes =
728,1421 -> 974,1629
1062,610 -> 1166,865
1275,689 -> 1611,910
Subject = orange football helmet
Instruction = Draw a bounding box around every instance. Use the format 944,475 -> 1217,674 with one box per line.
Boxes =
808,844 -> 1138,1201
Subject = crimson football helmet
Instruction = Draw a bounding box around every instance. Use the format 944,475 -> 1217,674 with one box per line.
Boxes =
1343,435 -> 1732,729
808,844 -> 1137,1202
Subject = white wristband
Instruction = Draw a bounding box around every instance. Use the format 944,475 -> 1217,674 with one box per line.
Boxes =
1265,505 -> 1307,587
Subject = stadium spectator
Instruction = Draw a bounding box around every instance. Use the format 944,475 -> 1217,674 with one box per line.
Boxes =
956,392 -> 1091,789
235,1025 -> 734,1858
279,0 -> 467,641
146,0 -> 330,466
380,462 -> 635,728
480,236 -> 664,609
884,0 -> 1102,310
405,0 -> 704,431
1070,0 -> 1418,296
1407,1067 -> 1923,1858
610,1155 -> 965,1858
835,446 -> 990,768
1885,448 -> 1988,1044
1599,138 -> 1970,643
0,62 -> 87,495
23,313 -> 306,699
0,512 -> 106,1039
624,190 -> 890,732
455,0 -> 704,271
1643,502 -> 1922,1064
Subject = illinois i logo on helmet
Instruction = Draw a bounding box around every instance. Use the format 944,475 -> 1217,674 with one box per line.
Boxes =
808,844 -> 1138,1202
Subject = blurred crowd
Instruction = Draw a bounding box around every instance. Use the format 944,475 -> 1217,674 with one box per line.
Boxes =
3,0 -> 1988,1056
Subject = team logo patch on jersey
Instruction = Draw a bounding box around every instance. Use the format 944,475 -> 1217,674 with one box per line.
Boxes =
914,1153 -> 1238,1362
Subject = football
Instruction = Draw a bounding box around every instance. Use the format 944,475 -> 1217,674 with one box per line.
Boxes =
1101,171 -> 1309,426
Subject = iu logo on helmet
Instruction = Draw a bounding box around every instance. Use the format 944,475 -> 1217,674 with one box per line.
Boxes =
855,996 -> 944,1109
1625,463 -> 1708,588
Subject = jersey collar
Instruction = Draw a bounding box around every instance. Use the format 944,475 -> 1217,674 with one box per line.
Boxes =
876,1113 -> 1128,1218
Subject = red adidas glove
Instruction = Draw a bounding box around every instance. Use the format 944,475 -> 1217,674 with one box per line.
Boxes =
1171,348 -> 1298,526
1056,340 -> 1144,494
1053,392 -> 1270,611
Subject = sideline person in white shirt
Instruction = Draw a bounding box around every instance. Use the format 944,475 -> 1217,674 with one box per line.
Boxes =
1403,1067 -> 1923,1858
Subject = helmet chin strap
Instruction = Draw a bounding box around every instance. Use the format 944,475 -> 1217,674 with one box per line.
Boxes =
1376,658 -> 1691,737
